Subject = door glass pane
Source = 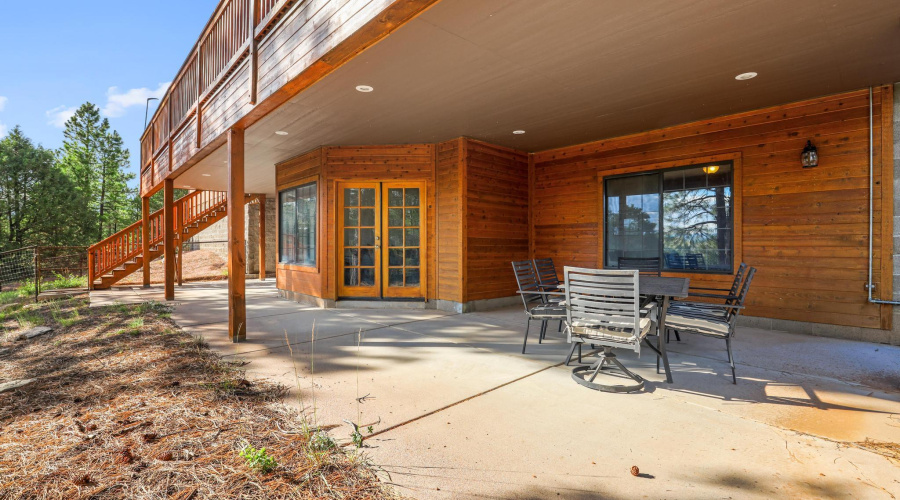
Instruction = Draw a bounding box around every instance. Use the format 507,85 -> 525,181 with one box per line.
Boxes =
360,188 -> 376,207
344,268 -> 359,286
360,248 -> 375,266
388,208 -> 403,227
389,269 -> 404,286
405,249 -> 420,266
388,229 -> 403,246
345,188 -> 359,207
344,249 -> 358,266
360,268 -> 375,286
360,208 -> 375,227
360,228 -> 375,246
344,228 -> 358,246
344,208 -> 358,226
604,174 -> 660,269
405,188 -> 419,206
405,228 -> 420,247
405,268 -> 420,286
388,188 -> 403,206
389,249 -> 403,266
405,208 -> 419,227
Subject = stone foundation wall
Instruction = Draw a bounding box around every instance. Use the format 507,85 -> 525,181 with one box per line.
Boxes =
185,197 -> 276,276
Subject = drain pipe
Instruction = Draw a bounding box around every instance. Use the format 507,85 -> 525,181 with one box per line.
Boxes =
867,86 -> 900,305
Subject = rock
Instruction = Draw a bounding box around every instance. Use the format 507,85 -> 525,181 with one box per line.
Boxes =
15,326 -> 52,341
0,348 -> 9,357
0,378 -> 36,393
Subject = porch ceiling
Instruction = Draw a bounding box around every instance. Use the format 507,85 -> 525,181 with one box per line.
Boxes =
177,0 -> 900,194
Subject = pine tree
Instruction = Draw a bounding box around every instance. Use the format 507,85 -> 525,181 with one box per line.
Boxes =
57,103 -> 135,243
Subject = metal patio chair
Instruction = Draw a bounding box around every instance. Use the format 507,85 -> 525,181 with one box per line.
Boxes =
533,257 -> 561,293
665,252 -> 685,270
664,267 -> 757,384
563,267 -> 658,393
617,257 -> 661,276
512,260 -> 565,353
666,262 -> 748,341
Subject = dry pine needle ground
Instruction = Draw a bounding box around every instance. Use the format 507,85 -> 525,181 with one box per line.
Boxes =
0,297 -> 397,499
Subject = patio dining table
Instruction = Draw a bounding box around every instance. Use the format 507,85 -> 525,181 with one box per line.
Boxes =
559,275 -> 689,383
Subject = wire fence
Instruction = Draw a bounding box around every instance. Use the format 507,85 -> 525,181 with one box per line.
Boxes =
0,246 -> 88,301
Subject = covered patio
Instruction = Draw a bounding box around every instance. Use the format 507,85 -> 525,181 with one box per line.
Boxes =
91,281 -> 900,498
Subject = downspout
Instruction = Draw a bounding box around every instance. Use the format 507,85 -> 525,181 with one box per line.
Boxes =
866,86 -> 900,305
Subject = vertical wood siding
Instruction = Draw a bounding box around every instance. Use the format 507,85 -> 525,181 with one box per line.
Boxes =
435,139 -> 463,302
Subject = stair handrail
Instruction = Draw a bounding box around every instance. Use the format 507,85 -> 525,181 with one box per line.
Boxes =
88,190 -> 227,284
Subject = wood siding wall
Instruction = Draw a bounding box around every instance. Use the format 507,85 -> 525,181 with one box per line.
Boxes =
275,144 -> 438,302
464,140 -> 529,302
532,86 -> 894,330
274,148 -> 324,298
435,139 -> 463,303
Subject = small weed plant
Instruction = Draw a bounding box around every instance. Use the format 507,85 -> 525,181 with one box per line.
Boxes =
239,444 -> 278,474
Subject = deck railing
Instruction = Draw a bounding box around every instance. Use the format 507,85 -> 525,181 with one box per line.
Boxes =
87,190 -> 228,285
140,0 -> 295,197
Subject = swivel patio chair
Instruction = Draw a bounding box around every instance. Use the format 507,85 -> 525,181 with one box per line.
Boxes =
512,260 -> 566,353
563,267 -> 658,393
664,267 -> 756,384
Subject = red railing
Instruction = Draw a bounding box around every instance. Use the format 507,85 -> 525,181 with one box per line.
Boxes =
180,190 -> 227,228
87,191 -> 228,285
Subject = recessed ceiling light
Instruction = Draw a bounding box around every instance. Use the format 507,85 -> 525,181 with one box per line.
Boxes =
512,130 -> 526,135
202,173 -> 212,177
356,85 -> 374,93
275,131 -> 289,136
735,72 -> 758,81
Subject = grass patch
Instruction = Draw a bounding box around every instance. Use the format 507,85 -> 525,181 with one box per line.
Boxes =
0,296 -> 394,499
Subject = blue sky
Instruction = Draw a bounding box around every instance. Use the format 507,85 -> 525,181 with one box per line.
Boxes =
0,0 -> 218,187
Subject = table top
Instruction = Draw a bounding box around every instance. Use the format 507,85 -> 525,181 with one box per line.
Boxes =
557,276 -> 690,298
638,276 -> 690,298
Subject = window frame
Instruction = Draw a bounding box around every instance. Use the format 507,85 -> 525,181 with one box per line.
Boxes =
600,155 -> 741,275
277,179 -> 319,270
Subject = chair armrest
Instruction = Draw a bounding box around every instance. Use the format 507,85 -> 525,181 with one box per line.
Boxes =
516,290 -> 566,297
678,303 -> 744,310
690,286 -> 731,292
687,292 -> 738,300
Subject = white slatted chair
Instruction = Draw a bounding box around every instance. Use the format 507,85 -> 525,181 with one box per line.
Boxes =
563,267 -> 657,393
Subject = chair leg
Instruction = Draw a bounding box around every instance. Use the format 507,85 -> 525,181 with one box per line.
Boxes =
578,343 -> 582,363
538,321 -> 547,343
564,342 -> 578,366
726,336 -> 736,384
673,330 -> 681,342
558,320 -> 563,332
522,319 -> 531,354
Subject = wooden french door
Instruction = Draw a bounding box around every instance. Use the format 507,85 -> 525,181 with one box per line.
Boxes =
337,182 -> 425,299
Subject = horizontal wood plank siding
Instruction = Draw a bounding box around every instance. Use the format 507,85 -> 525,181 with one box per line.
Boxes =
532,87 -> 893,330
200,61 -> 253,148
172,121 -> 199,171
464,139 -> 529,302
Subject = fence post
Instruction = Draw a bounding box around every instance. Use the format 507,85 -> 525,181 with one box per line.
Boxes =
33,248 -> 40,303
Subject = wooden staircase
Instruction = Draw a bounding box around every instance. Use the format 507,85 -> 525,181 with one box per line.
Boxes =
87,191 -> 249,290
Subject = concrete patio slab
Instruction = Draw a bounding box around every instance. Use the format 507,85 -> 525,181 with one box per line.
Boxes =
89,281 -> 900,499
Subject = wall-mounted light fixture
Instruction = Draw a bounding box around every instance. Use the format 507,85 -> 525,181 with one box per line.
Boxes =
801,140 -> 818,168
702,165 -> 720,175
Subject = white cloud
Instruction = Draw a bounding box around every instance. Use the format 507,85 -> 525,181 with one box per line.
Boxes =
0,96 -> 7,112
101,82 -> 170,118
46,105 -> 77,128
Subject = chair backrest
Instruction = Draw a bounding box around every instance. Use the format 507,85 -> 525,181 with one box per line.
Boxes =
533,258 -> 559,288
512,260 -> 542,308
618,257 -> 661,277
726,263 -> 749,302
665,252 -> 684,270
685,253 -> 707,270
726,267 -> 756,321
564,267 -> 642,348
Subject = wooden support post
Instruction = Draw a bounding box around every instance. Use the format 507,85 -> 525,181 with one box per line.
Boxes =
227,128 -> 247,342
258,196 -> 266,280
164,179 -> 175,301
141,196 -> 151,287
